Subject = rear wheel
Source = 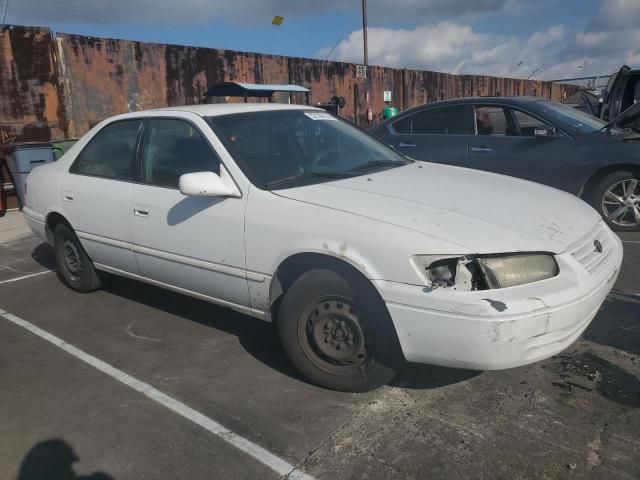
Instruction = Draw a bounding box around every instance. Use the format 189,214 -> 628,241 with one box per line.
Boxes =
589,170 -> 640,231
53,223 -> 101,292
277,269 -> 397,392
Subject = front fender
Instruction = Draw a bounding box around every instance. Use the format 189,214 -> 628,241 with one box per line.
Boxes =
244,186 -> 466,314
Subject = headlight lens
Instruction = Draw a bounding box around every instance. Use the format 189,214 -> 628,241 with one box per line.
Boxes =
416,253 -> 558,290
477,254 -> 558,289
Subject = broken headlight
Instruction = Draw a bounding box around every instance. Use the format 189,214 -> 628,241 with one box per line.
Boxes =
417,254 -> 558,290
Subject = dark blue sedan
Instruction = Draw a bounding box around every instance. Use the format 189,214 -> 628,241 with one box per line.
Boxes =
369,97 -> 640,231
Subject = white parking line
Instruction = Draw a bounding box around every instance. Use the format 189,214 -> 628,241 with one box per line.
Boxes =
621,240 -> 640,244
0,309 -> 314,480
0,269 -> 57,285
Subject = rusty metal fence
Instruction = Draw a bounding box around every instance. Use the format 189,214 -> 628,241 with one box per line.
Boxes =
0,24 -> 578,142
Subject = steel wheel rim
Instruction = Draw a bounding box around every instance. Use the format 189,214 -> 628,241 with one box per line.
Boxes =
63,238 -> 83,279
298,296 -> 370,376
602,178 -> 640,226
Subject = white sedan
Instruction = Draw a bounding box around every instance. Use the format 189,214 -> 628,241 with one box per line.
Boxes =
23,104 -> 623,392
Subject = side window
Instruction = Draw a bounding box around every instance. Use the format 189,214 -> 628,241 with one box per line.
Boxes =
510,109 -> 553,137
142,119 -> 220,188
475,106 -> 510,136
392,105 -> 469,135
392,115 -> 412,134
72,120 -> 142,180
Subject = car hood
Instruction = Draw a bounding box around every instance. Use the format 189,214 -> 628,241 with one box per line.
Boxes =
274,162 -> 600,254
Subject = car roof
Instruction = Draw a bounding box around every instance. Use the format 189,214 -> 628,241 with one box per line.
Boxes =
380,96 -> 549,124
152,103 -> 319,117
427,96 -> 544,105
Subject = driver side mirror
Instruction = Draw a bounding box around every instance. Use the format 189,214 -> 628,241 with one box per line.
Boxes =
179,165 -> 241,198
534,126 -> 557,137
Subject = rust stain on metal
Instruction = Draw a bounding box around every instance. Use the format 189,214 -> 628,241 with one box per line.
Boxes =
1,26 -> 578,140
0,26 -> 65,143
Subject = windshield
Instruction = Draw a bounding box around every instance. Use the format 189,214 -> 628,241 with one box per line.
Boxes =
208,110 -> 409,189
533,100 -> 609,133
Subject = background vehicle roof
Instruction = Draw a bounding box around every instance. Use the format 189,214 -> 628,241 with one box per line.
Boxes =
422,96 -> 545,106
152,103 -> 319,117
379,96 -> 550,124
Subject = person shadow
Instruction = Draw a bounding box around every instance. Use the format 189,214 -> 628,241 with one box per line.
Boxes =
16,439 -> 114,480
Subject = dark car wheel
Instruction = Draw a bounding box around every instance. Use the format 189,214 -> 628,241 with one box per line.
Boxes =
589,170 -> 640,232
53,223 -> 102,292
277,269 -> 398,392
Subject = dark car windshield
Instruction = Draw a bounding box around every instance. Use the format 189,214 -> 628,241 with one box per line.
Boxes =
208,110 -> 410,189
533,100 -> 609,133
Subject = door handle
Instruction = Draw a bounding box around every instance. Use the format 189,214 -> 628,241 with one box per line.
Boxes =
62,191 -> 74,201
133,205 -> 150,217
398,142 -> 416,148
470,146 -> 493,153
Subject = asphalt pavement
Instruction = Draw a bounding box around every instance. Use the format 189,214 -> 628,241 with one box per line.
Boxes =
0,211 -> 638,480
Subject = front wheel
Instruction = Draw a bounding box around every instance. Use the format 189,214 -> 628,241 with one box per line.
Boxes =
53,223 -> 102,292
277,269 -> 397,392
589,170 -> 640,231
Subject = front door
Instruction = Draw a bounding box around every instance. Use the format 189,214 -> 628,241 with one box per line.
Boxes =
130,115 -> 250,309
60,119 -> 143,273
466,105 -> 574,190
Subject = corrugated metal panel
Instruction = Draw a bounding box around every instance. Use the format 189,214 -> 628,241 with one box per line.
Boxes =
1,26 -> 579,139
57,34 -> 291,136
0,25 -> 65,144
288,57 -> 358,122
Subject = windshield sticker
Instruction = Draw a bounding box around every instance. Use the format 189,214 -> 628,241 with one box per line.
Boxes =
304,112 -> 337,121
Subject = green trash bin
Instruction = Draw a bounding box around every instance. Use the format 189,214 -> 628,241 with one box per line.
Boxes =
51,139 -> 79,160
383,105 -> 399,119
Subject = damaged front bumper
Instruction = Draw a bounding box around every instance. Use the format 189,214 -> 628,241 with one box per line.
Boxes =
375,225 -> 623,370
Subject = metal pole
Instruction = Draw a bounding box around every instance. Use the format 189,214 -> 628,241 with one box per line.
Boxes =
2,0 -> 10,24
362,0 -> 371,125
362,0 -> 368,68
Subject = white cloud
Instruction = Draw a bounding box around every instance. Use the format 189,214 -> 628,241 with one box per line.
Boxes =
320,1 -> 640,81
323,22 -> 571,78
588,0 -> 640,32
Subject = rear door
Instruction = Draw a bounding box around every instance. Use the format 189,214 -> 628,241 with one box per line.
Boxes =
386,104 -> 474,165
60,119 -> 143,273
466,104 -> 574,190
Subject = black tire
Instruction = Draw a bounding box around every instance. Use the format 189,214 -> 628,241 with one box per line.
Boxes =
277,269 -> 398,392
53,223 -> 102,292
588,170 -> 640,232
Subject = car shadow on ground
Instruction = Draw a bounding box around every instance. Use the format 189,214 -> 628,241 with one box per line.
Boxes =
547,293 -> 640,408
95,271 -> 475,391
392,363 -> 479,389
583,292 -> 640,356
16,438 -> 114,480
29,242 -> 489,391
30,242 -> 57,271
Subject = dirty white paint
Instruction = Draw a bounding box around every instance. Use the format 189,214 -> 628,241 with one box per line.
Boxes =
0,309 -> 315,480
22,103 -> 624,372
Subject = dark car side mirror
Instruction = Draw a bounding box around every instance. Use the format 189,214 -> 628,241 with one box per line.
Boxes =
534,126 -> 557,138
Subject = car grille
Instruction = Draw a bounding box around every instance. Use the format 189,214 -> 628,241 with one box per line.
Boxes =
570,223 -> 613,274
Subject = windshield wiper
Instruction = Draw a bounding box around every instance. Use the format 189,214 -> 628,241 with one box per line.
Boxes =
265,171 -> 357,189
348,159 -> 412,172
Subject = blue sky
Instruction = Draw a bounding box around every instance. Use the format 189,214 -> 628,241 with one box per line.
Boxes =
6,0 -> 638,80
